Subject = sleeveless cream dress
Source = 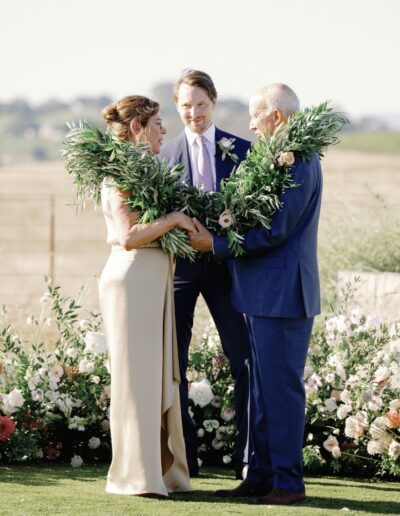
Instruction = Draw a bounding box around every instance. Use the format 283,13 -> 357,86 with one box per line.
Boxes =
99,180 -> 191,496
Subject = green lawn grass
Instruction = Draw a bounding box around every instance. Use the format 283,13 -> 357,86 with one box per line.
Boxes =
0,465 -> 399,515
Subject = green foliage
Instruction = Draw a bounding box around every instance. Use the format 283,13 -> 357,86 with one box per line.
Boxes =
187,323 -> 237,466
0,279 -> 110,464
318,204 -> 400,310
303,445 -> 325,472
304,281 -> 400,478
63,103 -> 347,258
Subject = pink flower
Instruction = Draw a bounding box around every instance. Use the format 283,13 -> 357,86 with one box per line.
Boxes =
277,151 -> 295,167
221,408 -> 235,422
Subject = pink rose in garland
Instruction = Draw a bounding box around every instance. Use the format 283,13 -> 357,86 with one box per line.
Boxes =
0,416 -> 15,441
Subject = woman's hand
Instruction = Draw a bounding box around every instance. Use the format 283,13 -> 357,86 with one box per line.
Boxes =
168,212 -> 197,233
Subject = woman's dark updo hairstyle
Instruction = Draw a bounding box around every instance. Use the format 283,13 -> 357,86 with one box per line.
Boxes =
102,95 -> 159,141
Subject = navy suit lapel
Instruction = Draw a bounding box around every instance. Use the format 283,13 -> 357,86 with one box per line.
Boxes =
215,128 -> 233,192
176,132 -> 193,185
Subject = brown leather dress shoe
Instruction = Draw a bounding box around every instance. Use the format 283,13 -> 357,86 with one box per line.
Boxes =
215,479 -> 271,498
255,487 -> 306,505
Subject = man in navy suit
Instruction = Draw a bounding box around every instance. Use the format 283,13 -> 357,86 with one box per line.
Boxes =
190,83 -> 322,505
159,70 -> 252,478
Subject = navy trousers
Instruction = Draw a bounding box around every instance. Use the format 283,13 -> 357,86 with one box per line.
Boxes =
174,255 -> 252,466
245,315 -> 314,492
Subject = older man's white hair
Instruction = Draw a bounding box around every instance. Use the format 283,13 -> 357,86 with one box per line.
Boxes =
256,83 -> 300,119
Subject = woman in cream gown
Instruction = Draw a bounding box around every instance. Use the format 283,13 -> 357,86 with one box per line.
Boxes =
98,95 -> 192,498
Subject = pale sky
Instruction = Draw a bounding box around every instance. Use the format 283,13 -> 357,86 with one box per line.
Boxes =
2,0 -> 399,117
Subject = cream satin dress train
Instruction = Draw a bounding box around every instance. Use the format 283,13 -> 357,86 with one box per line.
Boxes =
99,181 -> 191,496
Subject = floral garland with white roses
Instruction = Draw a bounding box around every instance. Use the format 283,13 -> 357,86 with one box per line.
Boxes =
62,102 -> 348,259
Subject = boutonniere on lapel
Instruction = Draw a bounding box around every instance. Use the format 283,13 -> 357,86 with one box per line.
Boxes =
217,137 -> 238,163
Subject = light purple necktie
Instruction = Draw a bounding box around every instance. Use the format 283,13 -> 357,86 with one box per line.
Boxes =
196,135 -> 214,192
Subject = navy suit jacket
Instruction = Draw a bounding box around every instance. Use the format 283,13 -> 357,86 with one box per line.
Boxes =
159,127 -> 251,190
213,152 -> 323,319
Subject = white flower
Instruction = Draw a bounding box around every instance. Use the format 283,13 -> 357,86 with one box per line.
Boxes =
222,455 -> 232,464
389,399 -> 400,411
210,396 -> 222,408
372,366 -> 391,383
31,389 -> 44,402
345,415 -> 367,439
8,388 -> 25,407
203,420 -> 215,432
326,317 -> 336,332
79,319 -> 90,331
337,404 -> 352,420
350,308 -> 363,325
186,369 -> 199,382
390,374 -> 400,390
221,408 -> 235,422
70,455 -> 83,468
325,373 -> 335,384
340,390 -> 351,403
38,367 -> 48,377
324,398 -> 337,412
332,446 -> 341,459
45,390 -> 59,402
49,365 -> 64,380
308,374 -> 322,391
78,359 -> 95,374
68,416 -> 86,431
218,209 -> 233,229
2,388 -> 25,414
49,377 -> 59,391
188,378 -> 214,408
323,434 -> 339,452
217,137 -> 236,161
88,437 -> 101,449
197,428 -> 205,438
218,137 -> 234,150
277,151 -> 295,167
212,438 -> 224,450
336,365 -> 347,381
355,410 -> 368,427
365,315 -> 381,330
368,395 -> 383,412
84,332 -> 107,356
369,417 -> 391,445
367,440 -> 385,456
40,292 -> 52,305
303,365 -> 313,379
101,419 -> 110,432
91,376 -> 101,384
327,315 -> 347,333
388,440 -> 400,460
26,315 -> 34,325
66,347 -> 78,359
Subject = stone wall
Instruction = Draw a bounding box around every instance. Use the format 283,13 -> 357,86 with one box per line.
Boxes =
337,271 -> 400,324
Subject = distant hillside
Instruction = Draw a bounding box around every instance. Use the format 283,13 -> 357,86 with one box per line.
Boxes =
0,84 -> 399,164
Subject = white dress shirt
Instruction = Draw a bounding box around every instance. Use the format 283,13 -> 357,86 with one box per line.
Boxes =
185,124 -> 217,192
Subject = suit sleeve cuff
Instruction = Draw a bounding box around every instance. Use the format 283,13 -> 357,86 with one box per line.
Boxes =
212,235 -> 234,261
